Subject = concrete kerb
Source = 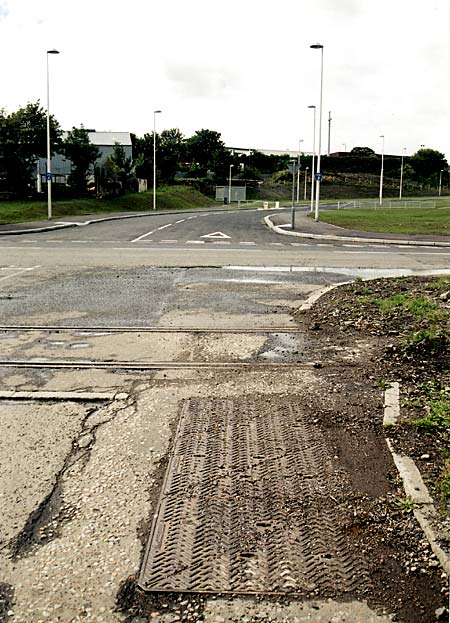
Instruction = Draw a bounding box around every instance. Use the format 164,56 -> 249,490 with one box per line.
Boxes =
264,214 -> 450,248
383,383 -> 450,577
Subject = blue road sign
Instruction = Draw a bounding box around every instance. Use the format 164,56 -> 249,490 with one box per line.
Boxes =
315,172 -> 323,181
46,172 -> 52,181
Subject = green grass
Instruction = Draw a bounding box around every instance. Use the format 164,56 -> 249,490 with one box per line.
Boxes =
414,394 -> 450,431
317,207 -> 450,235
413,387 -> 450,513
0,186 -> 213,224
367,293 -> 447,322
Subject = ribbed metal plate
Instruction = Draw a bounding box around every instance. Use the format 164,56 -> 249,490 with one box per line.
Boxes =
139,396 -> 370,594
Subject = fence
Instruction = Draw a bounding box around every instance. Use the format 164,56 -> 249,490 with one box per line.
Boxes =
336,198 -> 446,210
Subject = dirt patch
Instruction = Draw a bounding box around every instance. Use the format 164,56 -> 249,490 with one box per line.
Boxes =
295,275 -> 450,622
0,583 -> 14,623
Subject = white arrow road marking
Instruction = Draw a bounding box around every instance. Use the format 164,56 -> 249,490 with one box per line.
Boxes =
200,231 -> 231,239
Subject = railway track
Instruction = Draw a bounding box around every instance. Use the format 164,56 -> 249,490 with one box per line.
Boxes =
0,325 -> 303,334
0,324 -> 308,370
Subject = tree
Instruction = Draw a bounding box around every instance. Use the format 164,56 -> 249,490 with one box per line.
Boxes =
350,147 -> 376,158
132,132 -> 156,181
0,102 -> 61,196
62,127 -> 100,195
158,128 -> 185,182
98,143 -> 134,196
184,129 -> 231,178
243,150 -> 290,175
410,148 -> 447,182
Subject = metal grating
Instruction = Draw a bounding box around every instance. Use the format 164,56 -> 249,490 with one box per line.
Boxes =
139,396 -> 370,594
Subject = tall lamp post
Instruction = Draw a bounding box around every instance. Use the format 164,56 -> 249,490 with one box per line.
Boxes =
296,139 -> 303,203
439,169 -> 445,196
399,147 -> 406,199
46,49 -> 60,220
153,110 -> 161,210
379,135 -> 385,206
310,43 -> 324,222
228,164 -> 234,204
304,166 -> 309,200
308,105 -> 316,213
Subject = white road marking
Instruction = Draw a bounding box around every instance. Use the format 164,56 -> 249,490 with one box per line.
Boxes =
157,223 -> 172,230
160,240 -> 178,243
187,240 -> 205,244
212,241 -> 231,245
239,242 -> 256,245
0,265 -> 40,284
130,230 -> 155,243
186,216 -> 196,220
200,231 -> 231,239
175,219 -> 185,224
269,242 -> 284,246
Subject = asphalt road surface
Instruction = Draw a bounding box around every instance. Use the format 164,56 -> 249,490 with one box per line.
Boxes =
0,207 -> 448,623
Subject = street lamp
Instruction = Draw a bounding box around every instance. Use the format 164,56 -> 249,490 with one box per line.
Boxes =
310,43 -> 324,222
439,169 -> 445,196
342,143 -> 347,152
296,139 -> 303,203
304,166 -> 309,201
228,164 -> 234,204
308,105 -> 316,213
399,147 -> 407,199
46,49 -> 59,220
153,110 -> 161,210
379,135 -> 385,206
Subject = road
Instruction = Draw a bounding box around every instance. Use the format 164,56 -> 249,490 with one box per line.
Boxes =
0,207 -> 448,623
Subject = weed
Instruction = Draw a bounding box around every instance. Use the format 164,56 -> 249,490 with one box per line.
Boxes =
414,393 -> 450,432
394,496 -> 418,513
404,327 -> 450,356
440,461 -> 450,513
428,276 -> 450,290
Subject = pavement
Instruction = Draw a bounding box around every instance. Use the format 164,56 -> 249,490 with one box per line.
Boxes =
2,205 -> 450,247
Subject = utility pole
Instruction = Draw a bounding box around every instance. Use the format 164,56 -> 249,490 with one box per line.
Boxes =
327,111 -> 332,156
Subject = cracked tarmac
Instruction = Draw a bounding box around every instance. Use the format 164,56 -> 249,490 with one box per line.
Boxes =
0,268 -> 444,622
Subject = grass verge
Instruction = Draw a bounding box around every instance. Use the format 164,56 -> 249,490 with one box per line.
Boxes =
317,207 -> 450,235
0,186 -> 213,225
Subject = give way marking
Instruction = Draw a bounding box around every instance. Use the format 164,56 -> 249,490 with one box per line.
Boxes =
200,231 -> 231,239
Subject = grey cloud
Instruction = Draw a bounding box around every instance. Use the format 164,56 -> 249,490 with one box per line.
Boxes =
164,62 -> 238,98
0,2 -> 9,19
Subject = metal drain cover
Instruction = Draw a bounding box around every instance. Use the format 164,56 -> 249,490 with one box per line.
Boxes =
139,396 -> 370,594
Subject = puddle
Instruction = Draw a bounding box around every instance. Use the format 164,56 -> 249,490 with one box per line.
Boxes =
258,333 -> 303,361
75,332 -> 112,337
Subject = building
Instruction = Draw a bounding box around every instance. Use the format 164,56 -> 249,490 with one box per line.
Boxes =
37,131 -> 132,191
227,146 -> 311,158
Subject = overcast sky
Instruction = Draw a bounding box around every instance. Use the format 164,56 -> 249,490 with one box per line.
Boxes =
1,0 -> 449,158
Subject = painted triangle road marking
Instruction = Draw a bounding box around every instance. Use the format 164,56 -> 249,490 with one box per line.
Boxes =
200,231 -> 231,239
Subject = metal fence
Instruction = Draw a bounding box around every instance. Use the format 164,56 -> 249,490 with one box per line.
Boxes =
336,198 -> 447,210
